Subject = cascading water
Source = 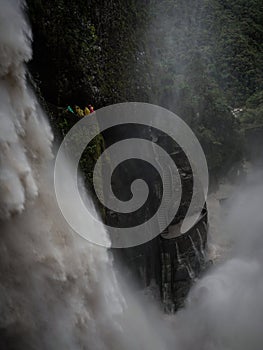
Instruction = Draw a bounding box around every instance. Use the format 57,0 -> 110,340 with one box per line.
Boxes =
1,1 -> 263,350
189,236 -> 200,263
0,1 -> 174,349
176,242 -> 182,264
197,228 -> 206,262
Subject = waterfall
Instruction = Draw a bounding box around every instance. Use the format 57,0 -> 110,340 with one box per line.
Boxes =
184,260 -> 195,280
189,236 -> 200,263
0,2 -> 174,349
176,242 -> 182,264
197,228 -> 206,262
2,2 -> 263,350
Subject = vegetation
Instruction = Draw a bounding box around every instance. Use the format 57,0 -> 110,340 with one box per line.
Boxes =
26,0 -> 263,180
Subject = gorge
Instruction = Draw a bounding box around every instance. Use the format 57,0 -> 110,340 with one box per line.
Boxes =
0,0 -> 263,349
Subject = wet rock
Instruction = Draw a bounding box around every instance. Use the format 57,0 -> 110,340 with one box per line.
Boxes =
111,128 -> 208,312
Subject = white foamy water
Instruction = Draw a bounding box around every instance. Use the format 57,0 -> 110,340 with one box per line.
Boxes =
1,2 -> 263,350
0,1 -> 173,349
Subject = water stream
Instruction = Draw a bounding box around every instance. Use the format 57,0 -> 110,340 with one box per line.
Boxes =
1,1 -> 263,350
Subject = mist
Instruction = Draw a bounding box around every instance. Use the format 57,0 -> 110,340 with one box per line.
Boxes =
1,1 -> 263,350
0,1 -> 174,349
172,172 -> 263,350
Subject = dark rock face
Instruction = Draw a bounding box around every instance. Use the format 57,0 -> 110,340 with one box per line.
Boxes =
111,128 -> 208,312
114,211 -> 208,312
245,126 -> 263,166
160,211 -> 208,311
